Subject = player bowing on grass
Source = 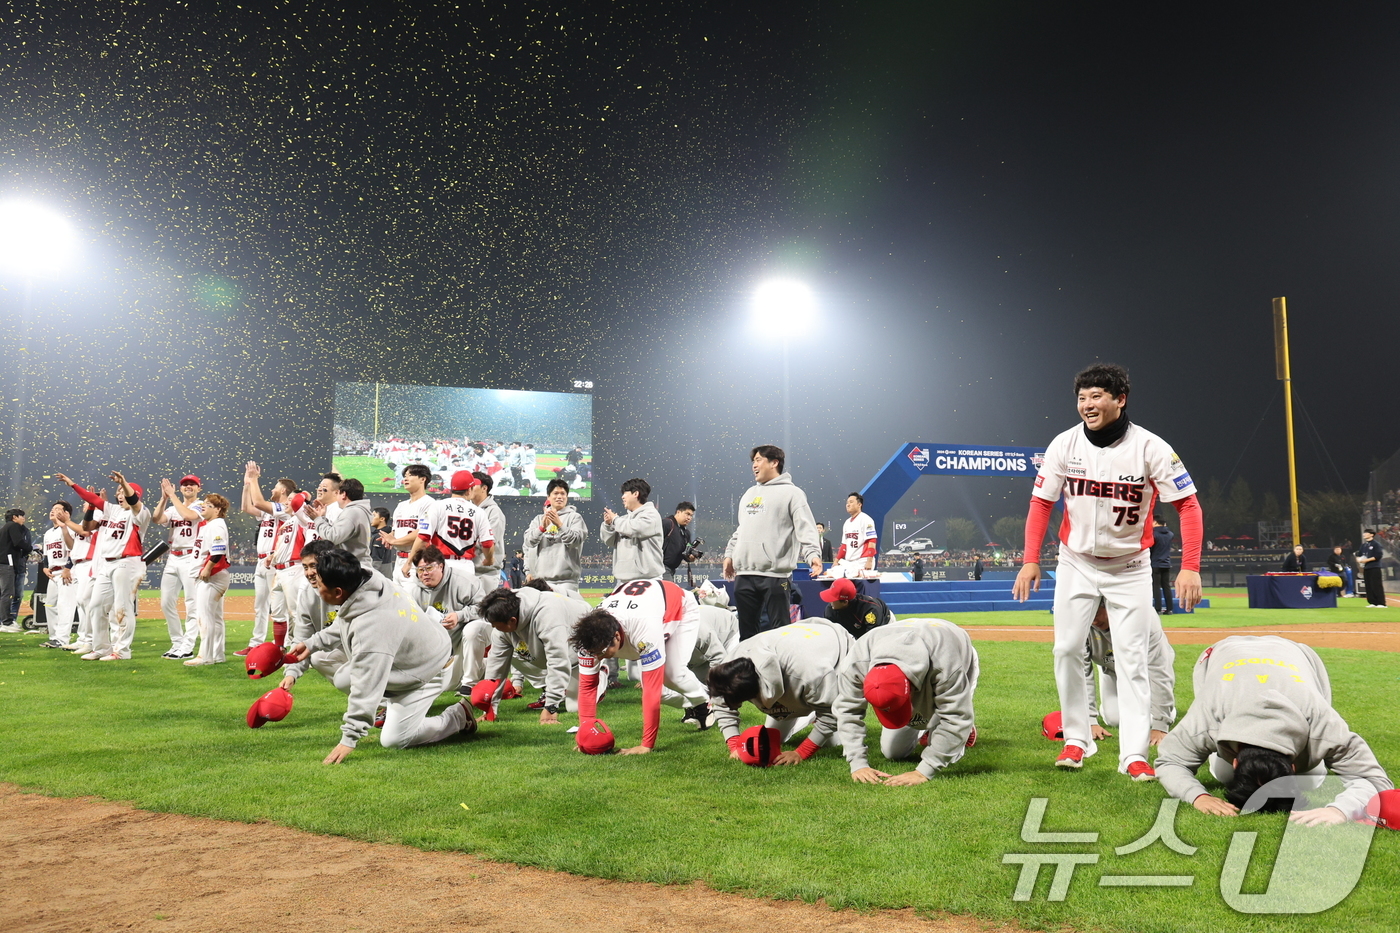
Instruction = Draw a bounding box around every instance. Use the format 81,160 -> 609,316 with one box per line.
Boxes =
568,578 -> 712,754
1013,363 -> 1203,783
285,548 -> 476,764
707,618 -> 855,766
833,618 -> 979,786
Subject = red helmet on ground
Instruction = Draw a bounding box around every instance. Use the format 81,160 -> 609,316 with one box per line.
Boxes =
577,719 -> 615,755
1041,711 -> 1064,740
247,687 -> 294,728
737,725 -> 784,767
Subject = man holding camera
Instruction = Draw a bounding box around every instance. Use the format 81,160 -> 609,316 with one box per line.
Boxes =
663,501 -> 699,584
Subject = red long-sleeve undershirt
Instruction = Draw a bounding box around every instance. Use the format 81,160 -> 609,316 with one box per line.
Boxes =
70,483 -> 106,510
575,663 -> 665,750
1022,492 -> 1202,572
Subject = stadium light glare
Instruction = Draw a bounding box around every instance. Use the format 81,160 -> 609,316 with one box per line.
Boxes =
751,278 -> 817,336
0,200 -> 77,277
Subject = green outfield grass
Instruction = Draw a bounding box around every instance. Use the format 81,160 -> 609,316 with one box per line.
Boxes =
332,454 -> 592,498
895,587 -> 1392,627
0,615 -> 1395,933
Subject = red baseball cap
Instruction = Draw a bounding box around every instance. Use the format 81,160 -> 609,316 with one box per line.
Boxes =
179,475 -> 201,486
1363,789 -> 1400,829
127,482 -> 144,499
289,492 -> 308,512
450,470 -> 482,492
1041,711 -> 1064,741
578,719 -> 616,754
737,725 -> 783,766
469,679 -> 501,712
820,578 -> 858,603
245,642 -> 290,679
864,664 -> 913,728
247,687 -> 294,728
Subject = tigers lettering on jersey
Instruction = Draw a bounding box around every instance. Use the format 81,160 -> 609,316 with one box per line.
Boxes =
1063,478 -> 1146,503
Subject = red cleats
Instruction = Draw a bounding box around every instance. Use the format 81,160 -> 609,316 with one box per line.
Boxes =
1126,760 -> 1158,782
1055,745 -> 1085,769
965,725 -> 978,748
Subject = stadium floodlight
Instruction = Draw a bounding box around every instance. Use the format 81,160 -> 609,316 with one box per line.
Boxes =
0,200 -> 77,277
751,278 -> 817,336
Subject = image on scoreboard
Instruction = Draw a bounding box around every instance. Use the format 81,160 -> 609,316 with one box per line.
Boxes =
332,382 -> 593,498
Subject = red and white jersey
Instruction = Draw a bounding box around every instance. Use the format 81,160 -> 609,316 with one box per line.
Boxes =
580,578 -> 695,675
72,509 -> 101,563
43,526 -> 71,568
391,495 -> 434,555
93,502 -> 151,561
196,517 -> 230,567
837,512 -> 878,563
1032,421 -> 1196,560
271,508 -> 317,565
254,505 -> 281,558
418,496 -> 493,560
163,501 -> 205,553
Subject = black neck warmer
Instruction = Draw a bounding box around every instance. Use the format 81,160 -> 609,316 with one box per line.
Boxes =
1083,411 -> 1130,448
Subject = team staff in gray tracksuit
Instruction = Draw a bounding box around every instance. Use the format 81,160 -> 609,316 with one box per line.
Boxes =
833,619 -> 980,786
280,540 -> 346,688
478,585 -> 600,723
1084,599 -> 1176,742
285,548 -> 475,764
601,477 -> 663,582
410,546 -> 485,651
708,618 -> 854,765
1156,635 -> 1392,824
311,477 -> 375,571
469,472 -> 507,587
523,479 -> 587,597
722,445 -> 824,641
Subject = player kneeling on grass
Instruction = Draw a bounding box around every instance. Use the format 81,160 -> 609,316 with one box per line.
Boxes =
833,619 -> 979,786
284,547 -> 476,764
1155,635 -> 1392,825
1083,598 -> 1176,745
410,545 -> 485,669
478,584 -> 597,724
667,602 -> 739,726
568,578 -> 712,755
708,619 -> 855,766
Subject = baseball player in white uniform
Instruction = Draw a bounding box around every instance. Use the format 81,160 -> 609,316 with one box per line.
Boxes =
39,502 -> 80,648
57,471 -> 152,661
1013,363 -> 1202,781
707,618 -> 856,765
569,578 -> 712,753
834,492 -> 878,579
833,618 -> 979,786
383,464 -> 434,586
61,501 -> 99,653
154,476 -> 205,658
186,493 -> 232,665
240,463 -> 298,654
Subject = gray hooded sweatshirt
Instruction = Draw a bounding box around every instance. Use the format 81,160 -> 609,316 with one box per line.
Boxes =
483,586 -> 591,709
412,560 -> 485,651
315,498 -> 374,570
1085,621 -> 1177,733
711,618 -> 855,747
833,619 -> 980,779
690,605 -> 739,672
303,571 -> 452,749
601,500 -> 663,582
283,580 -> 336,683
522,504 -> 587,585
723,473 -> 821,577
1156,635 -> 1392,820
472,495 -> 507,577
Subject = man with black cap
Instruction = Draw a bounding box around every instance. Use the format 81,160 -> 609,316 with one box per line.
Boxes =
833,618 -> 980,786
819,577 -> 893,639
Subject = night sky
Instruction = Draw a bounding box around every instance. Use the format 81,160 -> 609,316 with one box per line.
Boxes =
2,3 -> 1397,542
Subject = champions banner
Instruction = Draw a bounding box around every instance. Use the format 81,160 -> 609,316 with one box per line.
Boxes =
903,443 -> 1046,478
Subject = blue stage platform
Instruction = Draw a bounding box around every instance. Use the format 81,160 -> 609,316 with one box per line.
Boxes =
881,579 -> 1209,615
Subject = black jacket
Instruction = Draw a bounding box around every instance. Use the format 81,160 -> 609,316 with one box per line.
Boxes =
0,522 -> 30,566
1281,551 -> 1308,573
661,516 -> 691,572
824,593 -> 891,639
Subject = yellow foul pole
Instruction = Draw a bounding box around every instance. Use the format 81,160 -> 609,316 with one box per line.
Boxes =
1272,297 -> 1301,545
